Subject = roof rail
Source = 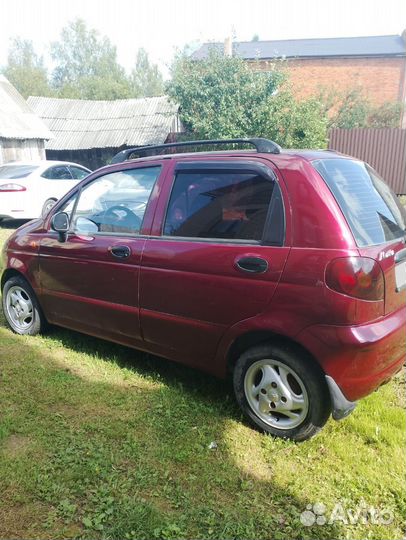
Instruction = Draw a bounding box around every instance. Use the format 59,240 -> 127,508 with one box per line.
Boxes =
111,137 -> 281,164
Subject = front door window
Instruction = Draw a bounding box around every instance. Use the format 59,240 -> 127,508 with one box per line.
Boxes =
70,166 -> 161,236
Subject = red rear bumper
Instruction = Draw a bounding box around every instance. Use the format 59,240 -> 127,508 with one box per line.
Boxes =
297,306 -> 406,401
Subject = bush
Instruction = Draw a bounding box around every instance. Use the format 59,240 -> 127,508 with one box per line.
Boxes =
328,88 -> 402,129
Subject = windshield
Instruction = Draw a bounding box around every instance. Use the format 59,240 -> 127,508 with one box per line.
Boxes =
0,165 -> 39,179
313,158 -> 406,247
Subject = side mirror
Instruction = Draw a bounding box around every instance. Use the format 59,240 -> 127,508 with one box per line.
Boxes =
51,212 -> 69,242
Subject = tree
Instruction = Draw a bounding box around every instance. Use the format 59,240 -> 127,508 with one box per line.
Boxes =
167,50 -> 329,148
327,87 -> 402,129
50,18 -> 131,100
130,48 -> 164,97
2,38 -> 52,98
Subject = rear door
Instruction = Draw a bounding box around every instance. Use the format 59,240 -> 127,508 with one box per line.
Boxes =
313,158 -> 406,314
139,159 -> 290,370
39,162 -> 165,346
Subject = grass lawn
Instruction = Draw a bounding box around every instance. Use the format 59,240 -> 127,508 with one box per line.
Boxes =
0,222 -> 405,540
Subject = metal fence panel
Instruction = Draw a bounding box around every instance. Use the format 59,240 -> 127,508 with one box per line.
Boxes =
328,128 -> 406,194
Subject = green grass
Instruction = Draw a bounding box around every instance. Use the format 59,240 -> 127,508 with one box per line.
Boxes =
0,223 -> 405,540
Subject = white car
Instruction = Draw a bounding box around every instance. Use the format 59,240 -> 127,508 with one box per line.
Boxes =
0,160 -> 91,221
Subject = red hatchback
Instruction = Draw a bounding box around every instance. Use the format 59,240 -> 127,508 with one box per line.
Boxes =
2,138 -> 405,441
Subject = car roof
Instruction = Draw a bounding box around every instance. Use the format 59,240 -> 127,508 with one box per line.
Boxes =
103,148 -> 351,170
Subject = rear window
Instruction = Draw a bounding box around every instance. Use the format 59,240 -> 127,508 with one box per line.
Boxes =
313,159 -> 406,247
0,165 -> 38,179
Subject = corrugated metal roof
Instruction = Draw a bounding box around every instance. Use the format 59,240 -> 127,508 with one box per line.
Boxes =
0,75 -> 53,140
192,34 -> 406,60
27,95 -> 180,150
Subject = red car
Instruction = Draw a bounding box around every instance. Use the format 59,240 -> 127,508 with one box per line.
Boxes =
2,138 -> 405,441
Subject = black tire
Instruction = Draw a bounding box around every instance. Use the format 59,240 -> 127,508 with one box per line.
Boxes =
233,342 -> 331,441
41,198 -> 57,218
2,276 -> 47,336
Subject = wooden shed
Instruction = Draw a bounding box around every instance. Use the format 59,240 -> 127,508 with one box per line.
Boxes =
0,75 -> 52,164
28,95 -> 182,170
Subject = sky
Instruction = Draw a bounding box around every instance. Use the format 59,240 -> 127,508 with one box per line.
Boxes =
0,0 -> 405,77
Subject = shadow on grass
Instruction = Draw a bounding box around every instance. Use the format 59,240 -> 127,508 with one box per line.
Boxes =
47,324 -> 234,408
0,320 -> 346,540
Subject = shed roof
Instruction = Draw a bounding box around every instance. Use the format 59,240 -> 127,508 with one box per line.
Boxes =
0,75 -> 52,140
27,95 -> 180,150
192,34 -> 406,60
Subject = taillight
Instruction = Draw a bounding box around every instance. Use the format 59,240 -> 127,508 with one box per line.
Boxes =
0,183 -> 26,192
326,257 -> 384,301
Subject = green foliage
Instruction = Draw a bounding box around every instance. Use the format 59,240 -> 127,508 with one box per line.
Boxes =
367,101 -> 403,128
1,38 -> 52,98
50,18 -> 132,100
328,88 -> 402,129
130,48 -> 164,98
167,51 -> 329,148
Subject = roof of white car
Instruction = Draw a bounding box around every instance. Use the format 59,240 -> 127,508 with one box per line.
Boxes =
0,160 -> 90,170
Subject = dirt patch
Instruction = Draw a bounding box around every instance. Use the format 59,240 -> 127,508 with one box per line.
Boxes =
2,434 -> 31,457
0,501 -> 81,539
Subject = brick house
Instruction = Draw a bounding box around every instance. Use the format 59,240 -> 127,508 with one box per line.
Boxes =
192,32 -> 406,125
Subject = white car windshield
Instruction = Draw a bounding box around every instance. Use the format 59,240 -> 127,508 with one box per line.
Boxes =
0,165 -> 39,179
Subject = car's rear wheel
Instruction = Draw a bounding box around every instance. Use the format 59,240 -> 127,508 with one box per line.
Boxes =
233,343 -> 331,441
2,276 -> 46,335
41,198 -> 57,218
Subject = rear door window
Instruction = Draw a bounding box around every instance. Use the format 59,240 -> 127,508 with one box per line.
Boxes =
163,168 -> 275,242
313,158 -> 406,247
69,166 -> 89,179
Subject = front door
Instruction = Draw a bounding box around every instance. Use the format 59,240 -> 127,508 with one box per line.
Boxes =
139,159 -> 290,370
39,163 -> 165,347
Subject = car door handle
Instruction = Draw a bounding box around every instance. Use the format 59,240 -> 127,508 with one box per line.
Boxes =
109,245 -> 131,258
235,256 -> 268,274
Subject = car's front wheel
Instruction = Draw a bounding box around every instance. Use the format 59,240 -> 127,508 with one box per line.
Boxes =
41,198 -> 57,218
2,276 -> 46,335
233,343 -> 331,441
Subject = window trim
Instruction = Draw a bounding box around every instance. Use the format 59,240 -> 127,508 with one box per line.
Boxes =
161,161 -> 285,246
159,235 -> 261,245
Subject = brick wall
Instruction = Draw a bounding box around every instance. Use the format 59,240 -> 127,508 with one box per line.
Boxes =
251,57 -> 406,105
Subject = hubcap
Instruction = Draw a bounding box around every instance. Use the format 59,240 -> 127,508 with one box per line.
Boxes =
5,286 -> 34,331
244,359 -> 309,430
